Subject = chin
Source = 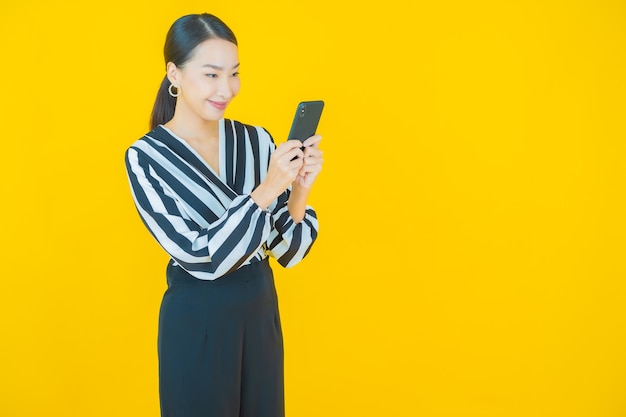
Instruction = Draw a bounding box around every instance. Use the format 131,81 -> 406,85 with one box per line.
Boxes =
197,108 -> 225,122
203,103 -> 228,118
204,112 -> 225,121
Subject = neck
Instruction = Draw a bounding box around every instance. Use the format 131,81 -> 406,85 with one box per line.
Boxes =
165,103 -> 221,144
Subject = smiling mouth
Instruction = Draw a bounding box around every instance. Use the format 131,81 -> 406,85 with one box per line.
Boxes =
208,100 -> 228,109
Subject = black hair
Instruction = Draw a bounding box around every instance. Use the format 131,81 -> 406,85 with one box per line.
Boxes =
150,13 -> 238,130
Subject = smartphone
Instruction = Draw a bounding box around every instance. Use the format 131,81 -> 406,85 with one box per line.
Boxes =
287,100 -> 325,142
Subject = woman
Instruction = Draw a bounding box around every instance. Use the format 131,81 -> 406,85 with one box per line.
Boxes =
124,13 -> 322,417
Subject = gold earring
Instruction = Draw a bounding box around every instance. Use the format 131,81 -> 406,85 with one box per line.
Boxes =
168,84 -> 180,98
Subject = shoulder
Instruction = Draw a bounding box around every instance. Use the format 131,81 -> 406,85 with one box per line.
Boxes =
127,125 -> 175,153
125,127 -> 166,163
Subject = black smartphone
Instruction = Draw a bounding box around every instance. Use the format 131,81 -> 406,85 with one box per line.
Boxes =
287,100 -> 325,142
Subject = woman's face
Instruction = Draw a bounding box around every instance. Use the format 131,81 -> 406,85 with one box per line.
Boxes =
169,38 -> 241,122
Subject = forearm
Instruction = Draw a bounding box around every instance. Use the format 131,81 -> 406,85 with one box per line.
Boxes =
287,184 -> 311,223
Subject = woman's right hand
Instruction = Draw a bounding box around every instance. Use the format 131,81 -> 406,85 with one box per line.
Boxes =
250,140 -> 304,209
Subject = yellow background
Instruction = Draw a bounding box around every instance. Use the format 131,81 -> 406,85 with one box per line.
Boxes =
1,1 -> 625,416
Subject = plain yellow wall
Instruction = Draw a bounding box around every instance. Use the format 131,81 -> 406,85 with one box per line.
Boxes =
1,0 -> 626,416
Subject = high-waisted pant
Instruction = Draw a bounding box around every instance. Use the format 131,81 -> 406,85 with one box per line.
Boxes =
158,258 -> 284,417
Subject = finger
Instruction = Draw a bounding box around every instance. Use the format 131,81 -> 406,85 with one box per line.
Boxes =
276,140 -> 305,156
298,162 -> 322,174
284,139 -> 304,150
302,157 -> 323,168
297,170 -> 319,185
302,134 -> 322,148
303,147 -> 323,159
284,147 -> 304,162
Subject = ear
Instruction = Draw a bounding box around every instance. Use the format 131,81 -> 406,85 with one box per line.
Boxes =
166,62 -> 180,86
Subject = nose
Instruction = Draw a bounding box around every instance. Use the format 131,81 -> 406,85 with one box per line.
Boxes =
216,78 -> 234,101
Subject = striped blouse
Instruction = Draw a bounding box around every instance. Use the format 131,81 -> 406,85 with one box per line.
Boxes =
124,118 -> 319,280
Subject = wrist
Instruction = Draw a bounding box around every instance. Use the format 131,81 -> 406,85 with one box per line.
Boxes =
250,183 -> 276,210
291,181 -> 312,197
289,183 -> 310,206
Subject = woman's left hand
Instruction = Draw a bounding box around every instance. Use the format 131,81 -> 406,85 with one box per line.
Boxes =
293,134 -> 323,190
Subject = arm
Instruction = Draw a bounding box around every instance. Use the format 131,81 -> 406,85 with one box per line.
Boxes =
266,134 -> 323,267
249,139 -> 304,210
289,134 -> 323,223
266,190 -> 319,268
125,146 -> 272,280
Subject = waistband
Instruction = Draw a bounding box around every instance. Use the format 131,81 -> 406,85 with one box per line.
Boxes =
166,258 -> 271,287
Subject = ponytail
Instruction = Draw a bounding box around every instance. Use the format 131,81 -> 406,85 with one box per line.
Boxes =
150,75 -> 177,130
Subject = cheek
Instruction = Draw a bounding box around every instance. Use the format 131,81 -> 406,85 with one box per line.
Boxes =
185,77 -> 211,96
231,78 -> 241,96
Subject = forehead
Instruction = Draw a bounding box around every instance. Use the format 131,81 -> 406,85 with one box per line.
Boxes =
188,38 -> 239,67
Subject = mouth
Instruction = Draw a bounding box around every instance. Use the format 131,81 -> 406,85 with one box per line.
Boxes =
208,100 -> 228,110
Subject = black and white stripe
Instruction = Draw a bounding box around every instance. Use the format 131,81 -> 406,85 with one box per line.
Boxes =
125,119 -> 318,280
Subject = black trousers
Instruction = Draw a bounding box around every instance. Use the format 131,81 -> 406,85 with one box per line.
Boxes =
158,258 -> 284,417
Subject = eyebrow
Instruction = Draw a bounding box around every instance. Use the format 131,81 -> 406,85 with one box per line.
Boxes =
201,63 -> 240,70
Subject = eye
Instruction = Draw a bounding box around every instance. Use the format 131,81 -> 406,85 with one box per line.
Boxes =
232,72 -> 240,77
206,73 -> 218,78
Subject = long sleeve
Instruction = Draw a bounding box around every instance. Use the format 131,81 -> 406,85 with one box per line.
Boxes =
125,120 -> 319,279
266,189 -> 319,267
261,125 -> 319,267
125,145 -> 273,280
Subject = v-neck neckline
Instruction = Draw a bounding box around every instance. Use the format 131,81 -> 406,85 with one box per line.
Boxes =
159,120 -> 226,182
149,121 -> 238,201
